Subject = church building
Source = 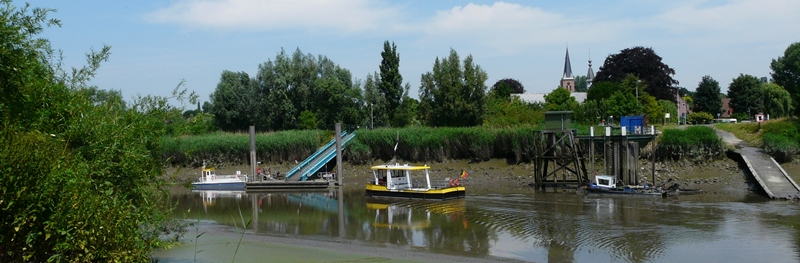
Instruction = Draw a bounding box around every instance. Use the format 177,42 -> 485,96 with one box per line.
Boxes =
512,47 -> 592,103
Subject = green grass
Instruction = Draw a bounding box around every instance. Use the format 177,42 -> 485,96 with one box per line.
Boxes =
715,122 -> 763,146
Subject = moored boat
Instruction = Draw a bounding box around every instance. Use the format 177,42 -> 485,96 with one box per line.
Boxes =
366,164 -> 466,200
585,175 -> 665,196
192,162 -> 247,190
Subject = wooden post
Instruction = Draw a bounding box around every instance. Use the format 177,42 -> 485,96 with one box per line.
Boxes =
652,130 -> 657,185
590,127 -> 595,175
335,123 -> 343,186
250,126 -> 256,183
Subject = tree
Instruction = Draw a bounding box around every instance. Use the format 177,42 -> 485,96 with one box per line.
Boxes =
606,91 -> 643,119
379,41 -> 404,126
762,82 -> 793,118
573,99 -> 601,125
488,78 -> 525,101
483,98 -> 544,127
770,42 -> 800,116
254,48 -> 361,130
586,81 -> 621,102
574,75 -> 588,92
544,87 -> 579,111
693,76 -> 722,115
362,72 -> 388,128
594,46 -> 678,102
727,74 -> 763,119
313,75 -> 365,128
298,110 -> 318,129
392,87 -> 420,127
209,70 -> 257,131
659,99 -> 678,124
418,49 -> 488,127
639,93 -> 663,123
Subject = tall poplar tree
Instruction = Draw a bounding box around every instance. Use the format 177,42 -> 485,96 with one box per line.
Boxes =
379,41 -> 403,126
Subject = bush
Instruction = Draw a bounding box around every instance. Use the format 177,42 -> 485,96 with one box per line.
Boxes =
761,119 -> 800,162
1,3 -> 179,261
687,111 -> 714,124
658,126 -> 724,161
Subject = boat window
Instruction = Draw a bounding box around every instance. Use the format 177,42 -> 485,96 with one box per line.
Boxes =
598,178 -> 610,186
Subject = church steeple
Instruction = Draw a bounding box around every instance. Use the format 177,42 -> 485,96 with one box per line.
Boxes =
560,47 -> 575,92
587,49 -> 595,88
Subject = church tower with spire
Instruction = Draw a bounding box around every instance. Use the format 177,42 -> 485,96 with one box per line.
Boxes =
560,47 -> 575,92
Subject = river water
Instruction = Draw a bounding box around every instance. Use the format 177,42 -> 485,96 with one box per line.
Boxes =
161,182 -> 800,263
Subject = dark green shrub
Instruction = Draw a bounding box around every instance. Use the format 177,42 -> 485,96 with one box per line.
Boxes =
687,111 -> 714,124
658,126 -> 724,161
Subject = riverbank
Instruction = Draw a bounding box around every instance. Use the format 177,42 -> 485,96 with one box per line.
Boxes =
169,156 -> 751,195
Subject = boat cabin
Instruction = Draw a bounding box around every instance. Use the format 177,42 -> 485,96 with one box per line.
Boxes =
595,175 -> 617,188
202,167 -> 216,181
371,164 -> 434,191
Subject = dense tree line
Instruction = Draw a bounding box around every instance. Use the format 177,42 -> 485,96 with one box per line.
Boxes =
201,41 -> 800,132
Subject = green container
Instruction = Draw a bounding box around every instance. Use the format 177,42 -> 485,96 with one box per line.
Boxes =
544,111 -> 572,130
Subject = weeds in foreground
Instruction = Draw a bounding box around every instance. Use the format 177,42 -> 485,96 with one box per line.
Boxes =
232,202 -> 252,263
193,217 -> 204,263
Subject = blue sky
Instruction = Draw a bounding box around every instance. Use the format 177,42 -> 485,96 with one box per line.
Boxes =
24,0 -> 800,107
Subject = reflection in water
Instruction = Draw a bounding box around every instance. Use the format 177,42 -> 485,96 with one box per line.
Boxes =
172,188 -> 800,263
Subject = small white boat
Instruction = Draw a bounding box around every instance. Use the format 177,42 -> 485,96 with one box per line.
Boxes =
585,175 -> 664,196
366,163 -> 466,200
192,162 -> 247,190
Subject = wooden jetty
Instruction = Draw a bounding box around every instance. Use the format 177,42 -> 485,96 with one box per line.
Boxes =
246,180 -> 333,191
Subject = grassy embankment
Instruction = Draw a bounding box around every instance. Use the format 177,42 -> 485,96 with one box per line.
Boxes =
716,118 -> 800,162
657,126 -> 725,161
163,124 -> 726,166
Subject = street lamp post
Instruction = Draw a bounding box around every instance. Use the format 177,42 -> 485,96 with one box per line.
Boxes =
636,80 -> 640,99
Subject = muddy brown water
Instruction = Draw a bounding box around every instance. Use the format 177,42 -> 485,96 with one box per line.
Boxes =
156,160 -> 800,263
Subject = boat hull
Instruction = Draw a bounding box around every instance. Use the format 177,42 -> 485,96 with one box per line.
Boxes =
366,185 -> 466,200
585,187 -> 665,196
192,182 -> 246,191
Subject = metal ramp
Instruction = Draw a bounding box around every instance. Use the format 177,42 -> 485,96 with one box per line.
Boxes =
285,132 -> 356,181
737,146 -> 800,199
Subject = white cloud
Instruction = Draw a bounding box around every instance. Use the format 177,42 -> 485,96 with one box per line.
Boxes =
654,0 -> 800,45
419,2 -> 625,54
145,0 -> 399,33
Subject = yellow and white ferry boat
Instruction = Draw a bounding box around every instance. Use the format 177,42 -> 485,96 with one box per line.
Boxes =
366,163 -> 466,200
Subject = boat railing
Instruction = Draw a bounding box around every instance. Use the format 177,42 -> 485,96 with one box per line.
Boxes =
215,174 -> 248,181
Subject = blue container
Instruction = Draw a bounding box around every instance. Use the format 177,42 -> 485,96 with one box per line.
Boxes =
620,116 -> 645,134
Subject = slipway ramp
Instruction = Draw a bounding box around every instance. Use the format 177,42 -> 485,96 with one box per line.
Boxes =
285,131 -> 356,181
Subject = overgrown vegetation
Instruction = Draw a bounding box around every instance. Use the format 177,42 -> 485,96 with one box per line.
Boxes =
657,126 -> 724,161
717,118 -> 800,162
162,130 -> 332,165
1,2 -> 188,261
163,126 -> 542,165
